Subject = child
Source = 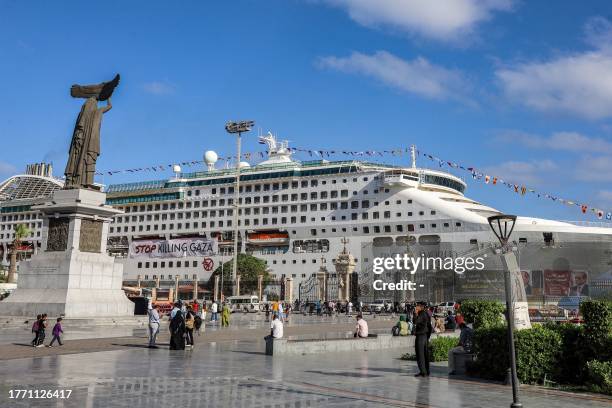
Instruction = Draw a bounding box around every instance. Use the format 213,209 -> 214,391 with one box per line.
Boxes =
31,314 -> 41,347
36,314 -> 47,347
48,317 -> 63,347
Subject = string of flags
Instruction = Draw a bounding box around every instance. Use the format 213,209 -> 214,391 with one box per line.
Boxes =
95,146 -> 611,220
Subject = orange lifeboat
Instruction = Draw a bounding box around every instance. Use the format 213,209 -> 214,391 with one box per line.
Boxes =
247,231 -> 289,246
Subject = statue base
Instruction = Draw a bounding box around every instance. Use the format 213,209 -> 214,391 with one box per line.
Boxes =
0,188 -> 134,318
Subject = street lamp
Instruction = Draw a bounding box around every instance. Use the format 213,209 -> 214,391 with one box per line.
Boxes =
225,120 -> 254,296
487,214 -> 522,408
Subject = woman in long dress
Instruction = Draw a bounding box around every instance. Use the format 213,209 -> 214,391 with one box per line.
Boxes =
169,309 -> 185,350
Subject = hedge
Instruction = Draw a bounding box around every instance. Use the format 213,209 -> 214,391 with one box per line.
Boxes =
470,300 -> 612,392
400,336 -> 459,362
460,300 -> 504,329
587,360 -> 612,395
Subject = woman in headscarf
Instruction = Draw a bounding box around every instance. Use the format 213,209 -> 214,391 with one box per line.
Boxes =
169,306 -> 186,350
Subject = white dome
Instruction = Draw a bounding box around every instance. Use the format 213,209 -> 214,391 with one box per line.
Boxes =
238,161 -> 250,168
204,150 -> 218,164
172,164 -> 182,173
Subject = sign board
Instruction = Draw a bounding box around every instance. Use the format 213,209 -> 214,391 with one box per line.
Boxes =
129,238 -> 217,259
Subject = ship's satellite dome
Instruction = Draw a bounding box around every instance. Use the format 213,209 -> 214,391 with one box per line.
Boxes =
204,150 -> 218,165
172,164 -> 182,173
239,161 -> 250,168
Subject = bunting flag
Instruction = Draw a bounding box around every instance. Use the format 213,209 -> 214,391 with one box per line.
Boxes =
91,143 -> 610,219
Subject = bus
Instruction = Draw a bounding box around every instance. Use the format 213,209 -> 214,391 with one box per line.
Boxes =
227,295 -> 260,313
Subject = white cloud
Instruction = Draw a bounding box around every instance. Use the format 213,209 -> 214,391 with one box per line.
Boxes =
597,190 -> 612,204
142,81 -> 175,95
0,162 -> 17,179
496,17 -> 612,120
496,130 -> 612,154
322,0 -> 514,42
483,159 -> 558,186
318,51 -> 473,104
575,155 -> 612,181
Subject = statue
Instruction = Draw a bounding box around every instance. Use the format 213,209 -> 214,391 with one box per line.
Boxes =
64,74 -> 120,189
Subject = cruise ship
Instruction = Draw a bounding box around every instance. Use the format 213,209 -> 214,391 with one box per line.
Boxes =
1,134 -> 611,303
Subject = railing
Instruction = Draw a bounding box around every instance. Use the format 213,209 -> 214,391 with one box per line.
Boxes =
559,220 -> 612,228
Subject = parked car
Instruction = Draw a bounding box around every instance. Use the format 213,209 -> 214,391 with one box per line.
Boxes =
437,302 -> 457,314
369,299 -> 391,313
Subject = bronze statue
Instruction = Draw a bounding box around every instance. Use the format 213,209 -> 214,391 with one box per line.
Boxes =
64,74 -> 120,189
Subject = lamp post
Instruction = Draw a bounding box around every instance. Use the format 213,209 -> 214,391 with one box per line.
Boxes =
487,215 -> 523,408
225,120 -> 254,296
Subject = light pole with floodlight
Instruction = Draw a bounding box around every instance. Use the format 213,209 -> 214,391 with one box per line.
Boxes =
487,214 -> 523,408
225,120 -> 254,296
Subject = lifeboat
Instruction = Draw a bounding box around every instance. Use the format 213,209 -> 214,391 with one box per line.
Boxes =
247,231 -> 289,246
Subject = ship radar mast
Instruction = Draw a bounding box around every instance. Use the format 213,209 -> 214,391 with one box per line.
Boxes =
410,145 -> 417,169
258,132 -> 294,165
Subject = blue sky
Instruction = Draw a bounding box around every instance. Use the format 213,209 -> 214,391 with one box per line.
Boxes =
1,1 -> 612,220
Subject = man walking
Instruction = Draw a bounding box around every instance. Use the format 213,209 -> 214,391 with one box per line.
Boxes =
148,303 -> 161,348
211,300 -> 218,322
414,301 -> 432,377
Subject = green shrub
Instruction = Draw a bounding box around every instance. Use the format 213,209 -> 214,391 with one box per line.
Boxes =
472,325 -> 563,384
581,300 -> 612,362
543,322 -> 584,384
472,326 -> 508,381
429,336 -> 459,362
586,360 -> 612,395
460,300 -> 504,329
515,326 -> 562,384
400,336 -> 459,362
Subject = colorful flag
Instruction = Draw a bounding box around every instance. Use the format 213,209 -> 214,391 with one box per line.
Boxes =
581,205 -> 588,214
597,210 -> 604,219
485,175 -> 490,184
606,212 -> 612,220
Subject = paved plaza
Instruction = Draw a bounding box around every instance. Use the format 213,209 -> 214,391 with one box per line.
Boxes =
0,315 -> 610,407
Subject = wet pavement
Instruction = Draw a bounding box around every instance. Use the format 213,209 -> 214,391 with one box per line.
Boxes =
0,315 -> 610,407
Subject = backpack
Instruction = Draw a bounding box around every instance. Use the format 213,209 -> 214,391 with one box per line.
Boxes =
391,325 -> 400,336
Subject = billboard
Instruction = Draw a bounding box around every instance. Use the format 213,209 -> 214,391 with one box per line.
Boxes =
129,238 -> 217,259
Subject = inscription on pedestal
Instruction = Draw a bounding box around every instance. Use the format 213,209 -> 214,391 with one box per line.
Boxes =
79,219 -> 103,253
47,218 -> 69,251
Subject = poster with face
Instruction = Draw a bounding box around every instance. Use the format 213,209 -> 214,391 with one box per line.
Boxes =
521,270 -> 532,295
569,271 -> 589,297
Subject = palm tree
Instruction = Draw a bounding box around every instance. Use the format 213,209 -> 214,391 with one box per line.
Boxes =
7,224 -> 31,283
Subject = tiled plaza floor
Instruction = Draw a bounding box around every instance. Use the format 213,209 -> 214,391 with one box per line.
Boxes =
0,316 -> 609,407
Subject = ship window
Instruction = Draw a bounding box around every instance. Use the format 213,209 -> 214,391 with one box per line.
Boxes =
385,201 -> 390,205
373,212 -> 379,219
431,224 -> 436,228
362,213 -> 368,220
444,223 -> 449,227
470,239 -> 478,245
396,225 -> 403,232
302,260 -> 307,264
419,224 -> 425,228
169,261 -> 173,267
455,222 -> 462,227
419,211 -> 424,216
431,210 -> 436,215
407,224 -> 415,232
153,262 -> 158,268
362,200 -> 369,208
363,227 -> 369,233
384,211 -> 391,219
351,213 -> 358,220
384,226 -> 391,233
408,212 -> 413,216
519,238 -> 528,243
311,229 -> 317,236
374,226 -> 380,233
138,262 -> 142,268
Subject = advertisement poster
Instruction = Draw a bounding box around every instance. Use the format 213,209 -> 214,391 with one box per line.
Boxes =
544,270 -> 571,296
129,238 -> 217,259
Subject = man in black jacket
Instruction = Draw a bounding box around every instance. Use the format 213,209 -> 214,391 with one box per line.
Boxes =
413,302 -> 432,377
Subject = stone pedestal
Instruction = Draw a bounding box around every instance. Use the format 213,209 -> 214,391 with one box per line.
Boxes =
0,189 -> 134,318
333,246 -> 356,302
